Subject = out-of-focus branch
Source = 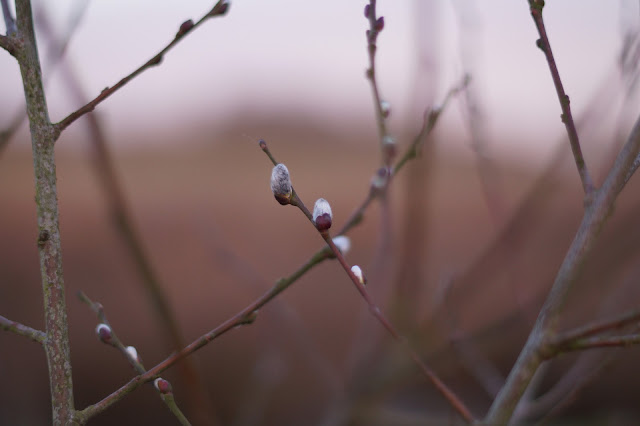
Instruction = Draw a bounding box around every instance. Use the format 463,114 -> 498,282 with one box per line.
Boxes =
485,111 -> 640,424
54,0 -> 230,134
392,75 -> 470,176
0,314 -> 46,344
77,292 -> 191,426
2,0 -> 17,35
529,0 -> 594,194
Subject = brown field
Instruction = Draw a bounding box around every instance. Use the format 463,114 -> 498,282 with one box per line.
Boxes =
2,117 -> 640,425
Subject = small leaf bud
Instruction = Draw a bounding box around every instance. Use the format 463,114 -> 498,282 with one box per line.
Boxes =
313,198 -> 333,232
95,323 -> 112,343
351,265 -> 366,285
154,377 -> 173,394
177,19 -> 194,37
380,100 -> 391,118
125,346 -> 139,362
218,0 -> 230,15
364,4 -> 370,18
375,16 -> 385,32
271,164 -> 293,205
332,236 -> 351,255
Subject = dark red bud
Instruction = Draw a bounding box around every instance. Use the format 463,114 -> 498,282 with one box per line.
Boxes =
154,378 -> 173,394
258,139 -> 267,149
218,2 -> 229,15
364,4 -> 370,18
314,213 -> 332,232
177,19 -> 194,37
375,17 -> 384,32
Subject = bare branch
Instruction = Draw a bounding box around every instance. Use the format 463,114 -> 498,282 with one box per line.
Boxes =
0,314 -> 46,344
14,0 -> 75,422
485,110 -> 640,424
529,0 -> 594,194
53,0 -> 230,134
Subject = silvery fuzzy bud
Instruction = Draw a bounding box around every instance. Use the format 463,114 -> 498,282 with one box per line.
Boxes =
351,265 -> 366,285
154,377 -> 173,394
95,323 -> 112,343
125,346 -> 139,363
271,164 -> 293,205
313,198 -> 333,231
332,236 -> 351,255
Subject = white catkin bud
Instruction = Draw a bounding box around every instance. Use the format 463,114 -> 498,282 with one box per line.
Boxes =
370,167 -> 389,190
154,377 -> 172,394
332,236 -> 351,255
313,198 -> 333,231
270,164 -> 293,205
382,135 -> 395,147
351,265 -> 365,285
380,100 -> 391,117
125,346 -> 139,362
95,323 -> 112,342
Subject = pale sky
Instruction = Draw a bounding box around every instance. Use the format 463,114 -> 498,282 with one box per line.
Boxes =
1,0 -> 639,160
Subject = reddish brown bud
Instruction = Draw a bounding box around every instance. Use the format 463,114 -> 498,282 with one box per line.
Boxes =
154,378 -> 173,394
313,198 -> 333,232
258,139 -> 267,150
95,323 -> 112,344
177,19 -> 194,37
364,4 -> 370,18
375,16 -> 385,32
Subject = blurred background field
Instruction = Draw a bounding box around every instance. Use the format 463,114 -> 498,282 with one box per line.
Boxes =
3,0 -> 640,425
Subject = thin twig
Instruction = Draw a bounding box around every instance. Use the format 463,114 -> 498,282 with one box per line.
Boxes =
0,314 -> 46,344
551,307 -> 640,344
1,0 -> 17,35
529,0 -> 594,194
322,234 -> 474,423
485,111 -> 640,424
75,247 -> 333,422
53,0 -> 230,134
364,0 -> 393,166
392,75 -> 470,176
77,292 -> 191,425
547,334 -> 640,355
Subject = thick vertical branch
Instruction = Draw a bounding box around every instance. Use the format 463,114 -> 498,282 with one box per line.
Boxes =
14,0 -> 74,424
485,113 -> 640,424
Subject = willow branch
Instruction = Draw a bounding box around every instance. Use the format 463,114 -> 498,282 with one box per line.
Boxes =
54,0 -> 229,134
75,246 -> 333,421
0,314 -> 46,344
260,141 -> 474,423
529,0 -> 594,194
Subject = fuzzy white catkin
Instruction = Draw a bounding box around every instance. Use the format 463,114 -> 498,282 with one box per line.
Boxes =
270,164 -> 292,203
332,236 -> 351,255
351,265 -> 364,284
313,198 -> 332,222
